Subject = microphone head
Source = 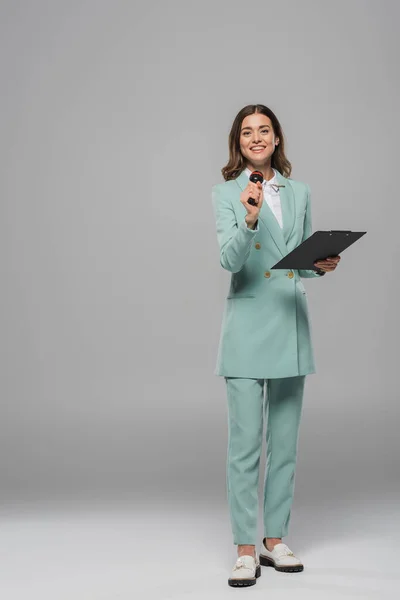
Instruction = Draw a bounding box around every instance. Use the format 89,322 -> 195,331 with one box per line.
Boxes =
249,170 -> 264,184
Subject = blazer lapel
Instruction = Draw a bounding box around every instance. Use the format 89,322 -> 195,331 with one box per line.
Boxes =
235,169 -> 295,258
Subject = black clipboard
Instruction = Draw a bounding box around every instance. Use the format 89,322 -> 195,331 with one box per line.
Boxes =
271,230 -> 367,270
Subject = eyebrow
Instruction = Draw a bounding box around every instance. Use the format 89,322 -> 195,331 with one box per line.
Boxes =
241,125 -> 271,131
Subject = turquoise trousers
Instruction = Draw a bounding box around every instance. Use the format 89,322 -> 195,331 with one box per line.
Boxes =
225,375 -> 306,545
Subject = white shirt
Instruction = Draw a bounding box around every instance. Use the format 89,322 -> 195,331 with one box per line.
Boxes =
245,167 -> 283,229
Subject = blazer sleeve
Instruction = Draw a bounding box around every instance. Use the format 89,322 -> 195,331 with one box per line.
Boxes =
298,183 -> 325,278
212,183 -> 259,273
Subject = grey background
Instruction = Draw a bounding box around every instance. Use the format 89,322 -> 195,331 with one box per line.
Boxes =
1,1 -> 399,598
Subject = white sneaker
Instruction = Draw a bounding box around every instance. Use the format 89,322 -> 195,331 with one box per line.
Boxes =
259,539 -> 303,572
228,553 -> 261,587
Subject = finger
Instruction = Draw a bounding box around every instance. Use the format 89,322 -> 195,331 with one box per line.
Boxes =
317,259 -> 337,265
248,194 -> 260,205
248,185 -> 258,197
316,265 -> 334,270
250,189 -> 261,201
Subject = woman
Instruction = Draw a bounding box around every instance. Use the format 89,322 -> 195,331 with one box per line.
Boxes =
211,104 -> 340,588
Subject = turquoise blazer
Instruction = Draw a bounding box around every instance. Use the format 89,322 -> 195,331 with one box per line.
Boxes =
212,168 -> 324,379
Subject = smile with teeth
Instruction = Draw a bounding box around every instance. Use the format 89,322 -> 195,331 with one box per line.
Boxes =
251,147 -> 265,152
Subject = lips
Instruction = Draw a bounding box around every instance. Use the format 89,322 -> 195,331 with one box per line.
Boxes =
251,146 -> 266,151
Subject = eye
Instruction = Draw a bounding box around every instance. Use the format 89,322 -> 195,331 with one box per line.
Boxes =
242,129 -> 270,136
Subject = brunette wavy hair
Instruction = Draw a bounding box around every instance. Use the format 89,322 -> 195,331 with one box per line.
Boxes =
221,104 -> 292,181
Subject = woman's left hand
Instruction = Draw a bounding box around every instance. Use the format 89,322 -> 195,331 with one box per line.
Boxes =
314,255 -> 341,272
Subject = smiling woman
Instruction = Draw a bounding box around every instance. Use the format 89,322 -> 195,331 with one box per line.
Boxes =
211,103 -> 340,588
241,121 -> 276,157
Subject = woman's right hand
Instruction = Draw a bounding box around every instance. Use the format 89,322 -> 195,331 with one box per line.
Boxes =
240,181 -> 264,227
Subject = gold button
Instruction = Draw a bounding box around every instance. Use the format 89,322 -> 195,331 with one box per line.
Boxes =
264,271 -> 271,278
288,271 -> 294,278
255,243 -> 261,249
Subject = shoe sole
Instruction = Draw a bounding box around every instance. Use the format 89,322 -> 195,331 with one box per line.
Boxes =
259,554 -> 304,572
228,564 -> 261,587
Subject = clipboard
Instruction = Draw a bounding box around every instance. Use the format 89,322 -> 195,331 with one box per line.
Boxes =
271,230 -> 367,270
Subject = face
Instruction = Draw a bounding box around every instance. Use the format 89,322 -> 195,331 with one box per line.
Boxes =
239,113 -> 279,168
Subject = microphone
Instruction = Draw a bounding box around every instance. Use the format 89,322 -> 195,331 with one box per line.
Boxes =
248,170 -> 264,206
